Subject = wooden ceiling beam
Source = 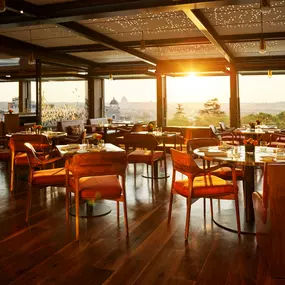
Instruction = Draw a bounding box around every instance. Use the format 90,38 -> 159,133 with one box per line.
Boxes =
0,35 -> 101,70
60,22 -> 157,66
220,32 -> 285,42
183,9 -> 234,63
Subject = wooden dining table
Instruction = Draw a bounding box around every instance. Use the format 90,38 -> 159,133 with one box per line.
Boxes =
56,143 -> 125,217
194,145 -> 284,234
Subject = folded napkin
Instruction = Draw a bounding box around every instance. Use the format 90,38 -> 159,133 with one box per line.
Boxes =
204,151 -> 228,157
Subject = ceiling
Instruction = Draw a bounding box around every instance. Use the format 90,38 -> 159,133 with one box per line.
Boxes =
0,0 -> 284,81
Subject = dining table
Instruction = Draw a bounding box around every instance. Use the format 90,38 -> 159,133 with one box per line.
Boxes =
56,143 -> 125,218
194,145 -> 285,234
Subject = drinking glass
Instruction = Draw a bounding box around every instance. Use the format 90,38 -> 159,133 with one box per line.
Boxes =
276,145 -> 284,158
98,139 -> 105,149
260,141 -> 267,152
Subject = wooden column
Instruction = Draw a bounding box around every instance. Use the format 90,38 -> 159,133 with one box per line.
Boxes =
229,67 -> 240,127
87,78 -> 104,119
156,75 -> 167,127
35,60 -> 42,124
18,81 -> 31,113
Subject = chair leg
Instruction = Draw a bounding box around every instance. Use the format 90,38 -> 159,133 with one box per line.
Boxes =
75,192 -> 80,241
123,200 -> 129,236
25,184 -> 32,222
66,190 -> 70,223
10,154 -> 15,192
185,197 -> 192,240
234,195 -> 241,235
151,162 -> 154,190
210,198 -> 214,220
164,156 -> 167,178
168,192 -> 174,223
203,198 -> 206,216
116,201 -> 120,221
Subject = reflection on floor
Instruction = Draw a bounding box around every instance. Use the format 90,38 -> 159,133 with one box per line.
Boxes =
0,158 -> 260,285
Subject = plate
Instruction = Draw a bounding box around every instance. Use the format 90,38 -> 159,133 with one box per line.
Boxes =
67,144 -> 79,148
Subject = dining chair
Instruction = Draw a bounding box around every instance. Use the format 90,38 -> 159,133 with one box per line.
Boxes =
123,133 -> 167,189
187,138 -> 244,211
24,142 -> 66,222
253,163 -> 285,283
219,122 -> 236,133
65,151 -> 128,241
210,125 -> 238,145
9,134 -> 54,192
169,148 -> 240,240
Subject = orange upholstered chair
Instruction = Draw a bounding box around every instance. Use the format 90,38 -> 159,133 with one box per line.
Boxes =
169,148 -> 240,240
253,163 -> 285,283
65,151 -> 128,240
124,133 -> 167,189
24,142 -> 65,222
9,134 -> 53,192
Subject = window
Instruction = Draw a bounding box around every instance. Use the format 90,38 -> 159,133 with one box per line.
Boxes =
39,80 -> 87,127
239,74 -> 285,128
0,82 -> 19,120
166,76 -> 230,127
104,79 -> 156,124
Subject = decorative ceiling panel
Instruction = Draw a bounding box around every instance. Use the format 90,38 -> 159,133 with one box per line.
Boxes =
142,44 -> 221,60
78,11 -> 203,41
69,51 -> 139,63
202,0 -> 285,35
226,40 -> 285,56
0,24 -> 95,47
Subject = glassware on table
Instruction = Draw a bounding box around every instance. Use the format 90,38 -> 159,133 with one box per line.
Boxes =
98,139 -> 105,149
276,145 -> 284,158
260,141 -> 267,152
232,146 -> 240,158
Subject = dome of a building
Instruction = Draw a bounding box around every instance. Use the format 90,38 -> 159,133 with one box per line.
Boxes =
110,97 -> 119,105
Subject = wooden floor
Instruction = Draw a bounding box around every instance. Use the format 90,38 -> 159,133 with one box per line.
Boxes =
0,158 -> 260,285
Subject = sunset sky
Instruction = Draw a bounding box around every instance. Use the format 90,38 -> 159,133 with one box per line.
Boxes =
0,74 -> 284,104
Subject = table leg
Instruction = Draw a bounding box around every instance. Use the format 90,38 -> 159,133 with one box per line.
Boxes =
244,165 -> 255,222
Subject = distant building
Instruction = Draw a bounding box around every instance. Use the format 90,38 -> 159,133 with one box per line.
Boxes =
105,97 -> 120,120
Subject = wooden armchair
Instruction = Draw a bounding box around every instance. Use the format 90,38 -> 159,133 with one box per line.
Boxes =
210,125 -> 238,145
24,143 -> 65,222
9,134 -> 53,192
253,163 -> 285,283
268,132 -> 285,147
169,148 -> 240,240
124,133 -> 167,189
57,119 -> 86,144
65,151 -> 128,240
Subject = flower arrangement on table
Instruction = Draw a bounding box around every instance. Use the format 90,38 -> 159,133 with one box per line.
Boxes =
92,133 -> 103,145
8,109 -> 13,114
248,122 -> 256,129
256,119 -> 261,125
147,122 -> 154,132
243,137 -> 258,152
107,118 -> 113,124
33,124 -> 42,134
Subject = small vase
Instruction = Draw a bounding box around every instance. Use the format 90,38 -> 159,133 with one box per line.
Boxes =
245,144 -> 255,153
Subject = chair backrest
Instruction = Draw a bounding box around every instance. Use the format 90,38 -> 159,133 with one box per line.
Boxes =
24,142 -> 44,167
66,151 -> 127,179
256,163 -> 285,278
170,148 -> 201,176
130,123 -> 143,132
187,138 -> 220,154
209,125 -> 220,139
9,134 -> 51,153
219,122 -> 227,131
123,133 -> 159,150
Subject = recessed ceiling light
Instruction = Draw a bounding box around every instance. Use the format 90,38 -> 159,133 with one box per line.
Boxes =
20,10 -> 24,14
5,74 -> 11,78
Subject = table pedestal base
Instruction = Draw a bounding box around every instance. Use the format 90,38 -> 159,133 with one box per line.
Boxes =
212,206 -> 256,235
69,201 -> 111,218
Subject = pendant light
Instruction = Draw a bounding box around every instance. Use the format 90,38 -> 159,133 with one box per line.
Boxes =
259,12 -> 266,54
268,70 -> 272,78
28,29 -> 35,65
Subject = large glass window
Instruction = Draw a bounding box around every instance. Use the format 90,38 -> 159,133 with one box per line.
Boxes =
37,80 -> 87,127
104,79 -> 156,123
0,82 -> 19,120
166,75 -> 230,127
239,74 -> 285,128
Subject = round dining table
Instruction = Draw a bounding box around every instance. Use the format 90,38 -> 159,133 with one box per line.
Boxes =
194,145 -> 284,234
